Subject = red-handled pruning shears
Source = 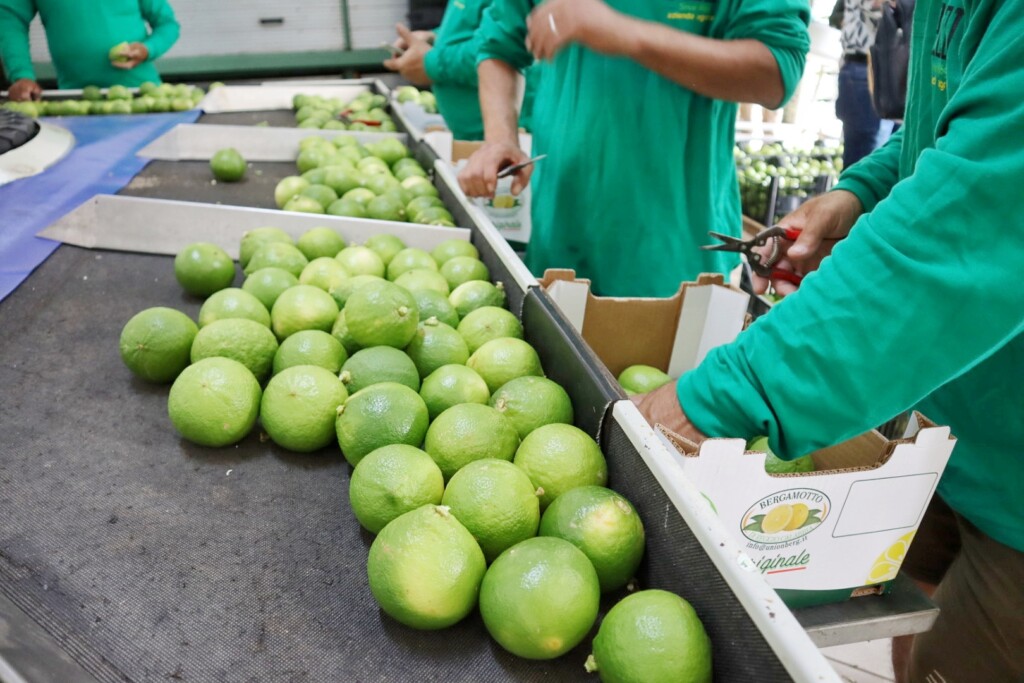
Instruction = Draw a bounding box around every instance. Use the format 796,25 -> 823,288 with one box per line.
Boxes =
702,226 -> 804,286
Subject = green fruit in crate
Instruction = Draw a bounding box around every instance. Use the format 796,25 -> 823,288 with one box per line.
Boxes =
367,504 -> 486,629
341,188 -> 377,206
168,358 -> 261,447
82,85 -> 102,101
401,175 -> 440,198
405,318 -> 469,379
210,148 -> 247,182
150,98 -> 171,113
457,306 -> 523,354
490,376 -> 573,440
174,242 -> 235,297
336,382 -> 430,466
358,155 -> 391,172
479,536 -> 600,659
335,145 -> 367,164
299,135 -> 332,151
366,195 -> 406,222
467,337 -> 543,394
296,227 -> 346,261
539,486 -> 645,592
274,177 -> 311,208
300,184 -> 339,209
748,436 -> 816,474
111,100 -> 133,114
326,198 -> 368,218
189,319 -> 280,382
395,86 -> 420,103
449,280 -> 506,318
387,248 -> 438,281
406,196 -> 446,221
321,119 -> 348,131
107,83 -> 131,100
340,346 -> 420,394
332,134 -> 359,148
350,445 -> 445,534
586,590 -> 712,683
328,274 -> 384,310
424,403 -> 520,480
440,257 -> 489,290
270,284 -> 339,340
364,233 -> 407,266
240,227 -> 294,269
442,459 -> 541,562
198,288 -> 271,329
301,168 -> 328,185
119,307 -> 197,383
299,257 -> 350,293
514,424 -> 608,509
323,167 -> 363,195
331,309 -> 360,355
273,329 -> 347,375
260,365 -> 348,452
244,241 -> 308,278
366,138 -> 410,166
363,173 -> 400,196
411,289 -> 459,329
618,364 -> 673,395
419,364 -> 491,420
393,269 -> 450,297
411,207 -> 455,226
394,165 -> 427,182
297,118 -> 326,129
344,280 -> 419,349
170,98 -> 193,112
393,157 -> 424,173
283,196 -> 327,214
431,239 -> 478,266
335,245 -> 386,278
130,98 -> 149,114
296,146 -> 332,173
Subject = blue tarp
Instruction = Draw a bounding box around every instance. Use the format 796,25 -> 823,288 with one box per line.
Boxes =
0,111 -> 201,302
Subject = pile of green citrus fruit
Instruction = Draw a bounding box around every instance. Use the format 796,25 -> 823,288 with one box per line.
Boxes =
293,91 -> 397,132
118,226 -> 712,681
272,136 -> 454,225
3,82 -> 204,118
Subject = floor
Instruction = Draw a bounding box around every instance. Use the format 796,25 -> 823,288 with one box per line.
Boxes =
822,639 -> 896,682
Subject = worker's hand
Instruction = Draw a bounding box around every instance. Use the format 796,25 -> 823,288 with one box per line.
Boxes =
392,25 -> 435,52
631,382 -> 708,444
458,141 -> 532,198
753,189 -> 864,296
383,25 -> 433,86
526,0 -> 624,61
8,78 -> 42,102
110,42 -> 149,70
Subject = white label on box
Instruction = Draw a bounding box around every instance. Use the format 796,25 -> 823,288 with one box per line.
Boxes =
668,285 -> 748,377
831,473 -> 938,538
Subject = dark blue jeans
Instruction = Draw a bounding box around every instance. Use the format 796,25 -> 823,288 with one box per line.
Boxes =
836,60 -> 894,169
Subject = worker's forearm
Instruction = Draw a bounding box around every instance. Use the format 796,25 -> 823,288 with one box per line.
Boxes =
478,59 -> 521,146
612,18 -> 785,108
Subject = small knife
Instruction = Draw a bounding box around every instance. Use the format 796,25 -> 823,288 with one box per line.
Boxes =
497,154 -> 547,179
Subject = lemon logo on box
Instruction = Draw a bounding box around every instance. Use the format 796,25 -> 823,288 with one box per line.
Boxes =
741,489 -> 830,545
866,531 -> 916,584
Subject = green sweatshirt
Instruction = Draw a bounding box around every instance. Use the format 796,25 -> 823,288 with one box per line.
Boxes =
0,0 -> 179,89
679,0 -> 1024,552
423,0 -> 535,139
476,0 -> 808,296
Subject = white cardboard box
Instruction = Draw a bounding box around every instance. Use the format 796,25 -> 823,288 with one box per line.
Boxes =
658,416 -> 956,608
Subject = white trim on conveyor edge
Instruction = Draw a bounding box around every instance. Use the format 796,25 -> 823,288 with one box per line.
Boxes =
432,161 -> 537,293
612,401 -> 842,683
199,83 -> 372,114
37,195 -> 471,260
137,123 -> 406,161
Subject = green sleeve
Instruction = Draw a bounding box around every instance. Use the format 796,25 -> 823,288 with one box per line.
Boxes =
832,128 -> 905,212
476,0 -> 536,71
721,0 -> 810,105
424,31 -> 482,88
0,0 -> 37,81
138,0 -> 179,61
677,9 -> 1024,459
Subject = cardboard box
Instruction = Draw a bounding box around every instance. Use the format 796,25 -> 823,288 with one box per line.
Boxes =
658,415 -> 956,608
539,269 -> 750,380
426,131 -> 533,246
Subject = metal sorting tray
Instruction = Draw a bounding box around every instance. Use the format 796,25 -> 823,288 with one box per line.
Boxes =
2,193 -> 837,681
